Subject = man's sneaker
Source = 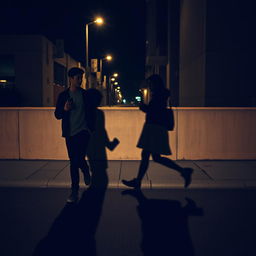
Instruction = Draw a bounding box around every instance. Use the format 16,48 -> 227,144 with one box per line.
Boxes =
67,190 -> 79,203
122,178 -> 141,189
181,168 -> 194,188
83,169 -> 91,185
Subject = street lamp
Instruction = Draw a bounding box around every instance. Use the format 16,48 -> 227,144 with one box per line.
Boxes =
108,73 -> 120,106
85,17 -> 104,69
99,55 -> 113,77
99,54 -> 112,92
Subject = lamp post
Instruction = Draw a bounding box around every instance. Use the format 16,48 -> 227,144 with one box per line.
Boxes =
85,17 -> 104,69
108,73 -> 119,105
99,55 -> 113,78
99,55 -> 112,104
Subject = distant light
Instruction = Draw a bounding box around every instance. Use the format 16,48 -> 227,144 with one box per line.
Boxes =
114,82 -> 118,85
135,96 -> 141,102
111,77 -> 115,81
113,73 -> 118,77
95,17 -> 104,25
123,99 -> 126,104
143,89 -> 148,99
106,55 -> 112,61
0,80 -> 7,83
117,86 -> 120,89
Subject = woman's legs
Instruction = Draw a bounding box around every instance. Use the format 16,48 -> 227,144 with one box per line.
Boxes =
151,154 -> 183,173
137,150 -> 151,181
152,153 -> 193,188
122,149 -> 150,189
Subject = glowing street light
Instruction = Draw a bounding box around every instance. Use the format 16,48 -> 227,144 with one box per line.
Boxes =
106,55 -> 112,61
108,73 -> 120,106
95,17 -> 104,25
86,17 -> 104,69
100,54 -> 113,79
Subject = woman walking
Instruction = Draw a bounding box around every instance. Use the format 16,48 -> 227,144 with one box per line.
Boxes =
122,74 -> 193,189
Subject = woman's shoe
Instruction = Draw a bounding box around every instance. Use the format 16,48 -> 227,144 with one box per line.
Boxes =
67,190 -> 79,203
181,168 -> 193,188
82,168 -> 91,185
122,178 -> 141,189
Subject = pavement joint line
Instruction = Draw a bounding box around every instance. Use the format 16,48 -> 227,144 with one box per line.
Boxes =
145,169 -> 150,181
25,161 -> 49,180
1,183 -> 256,189
193,161 -> 214,180
46,162 -> 70,187
117,160 -> 123,188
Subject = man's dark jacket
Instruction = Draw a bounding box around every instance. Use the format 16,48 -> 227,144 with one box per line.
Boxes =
54,87 -> 95,137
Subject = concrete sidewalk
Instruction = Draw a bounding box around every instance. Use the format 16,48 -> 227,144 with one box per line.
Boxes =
0,160 -> 256,189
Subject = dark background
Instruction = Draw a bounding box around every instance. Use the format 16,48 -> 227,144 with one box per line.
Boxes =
0,1 -> 146,102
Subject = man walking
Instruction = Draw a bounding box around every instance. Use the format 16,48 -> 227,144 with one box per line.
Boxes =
55,67 -> 94,203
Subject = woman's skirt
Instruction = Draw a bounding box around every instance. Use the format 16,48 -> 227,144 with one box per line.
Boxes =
136,123 -> 172,155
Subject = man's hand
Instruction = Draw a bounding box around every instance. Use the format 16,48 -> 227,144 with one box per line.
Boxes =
64,100 -> 72,111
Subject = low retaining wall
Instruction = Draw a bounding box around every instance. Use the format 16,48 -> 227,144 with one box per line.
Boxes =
0,107 -> 255,160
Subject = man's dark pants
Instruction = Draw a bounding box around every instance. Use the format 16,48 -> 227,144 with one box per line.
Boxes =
65,130 -> 90,191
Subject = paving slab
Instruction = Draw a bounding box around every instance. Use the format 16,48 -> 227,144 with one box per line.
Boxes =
244,181 -> 256,188
47,160 -> 121,188
119,161 -> 150,188
0,160 -> 48,180
0,179 -> 48,188
194,161 -> 256,180
47,164 -> 71,188
105,160 -> 121,187
0,160 -> 256,189
147,161 -> 211,188
27,160 -> 69,184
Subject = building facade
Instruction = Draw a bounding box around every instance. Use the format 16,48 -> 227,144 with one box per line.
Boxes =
145,0 -> 256,107
0,35 -> 82,107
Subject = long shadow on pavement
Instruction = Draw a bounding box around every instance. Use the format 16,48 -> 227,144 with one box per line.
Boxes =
122,189 -> 204,256
33,162 -> 108,256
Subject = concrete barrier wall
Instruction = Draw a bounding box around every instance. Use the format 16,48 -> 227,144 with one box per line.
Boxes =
177,108 -> 256,159
0,109 -> 19,158
0,107 -> 255,160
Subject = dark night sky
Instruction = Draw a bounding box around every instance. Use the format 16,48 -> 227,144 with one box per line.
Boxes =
0,1 -> 146,101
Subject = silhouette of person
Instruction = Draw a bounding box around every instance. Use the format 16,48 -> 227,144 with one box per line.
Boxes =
33,181 -> 108,256
122,74 -> 193,189
85,88 -> 120,178
34,88 -> 118,256
122,189 -> 203,256
54,67 -> 95,203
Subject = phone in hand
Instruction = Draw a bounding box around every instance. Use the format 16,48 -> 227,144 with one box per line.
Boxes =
68,97 -> 73,104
